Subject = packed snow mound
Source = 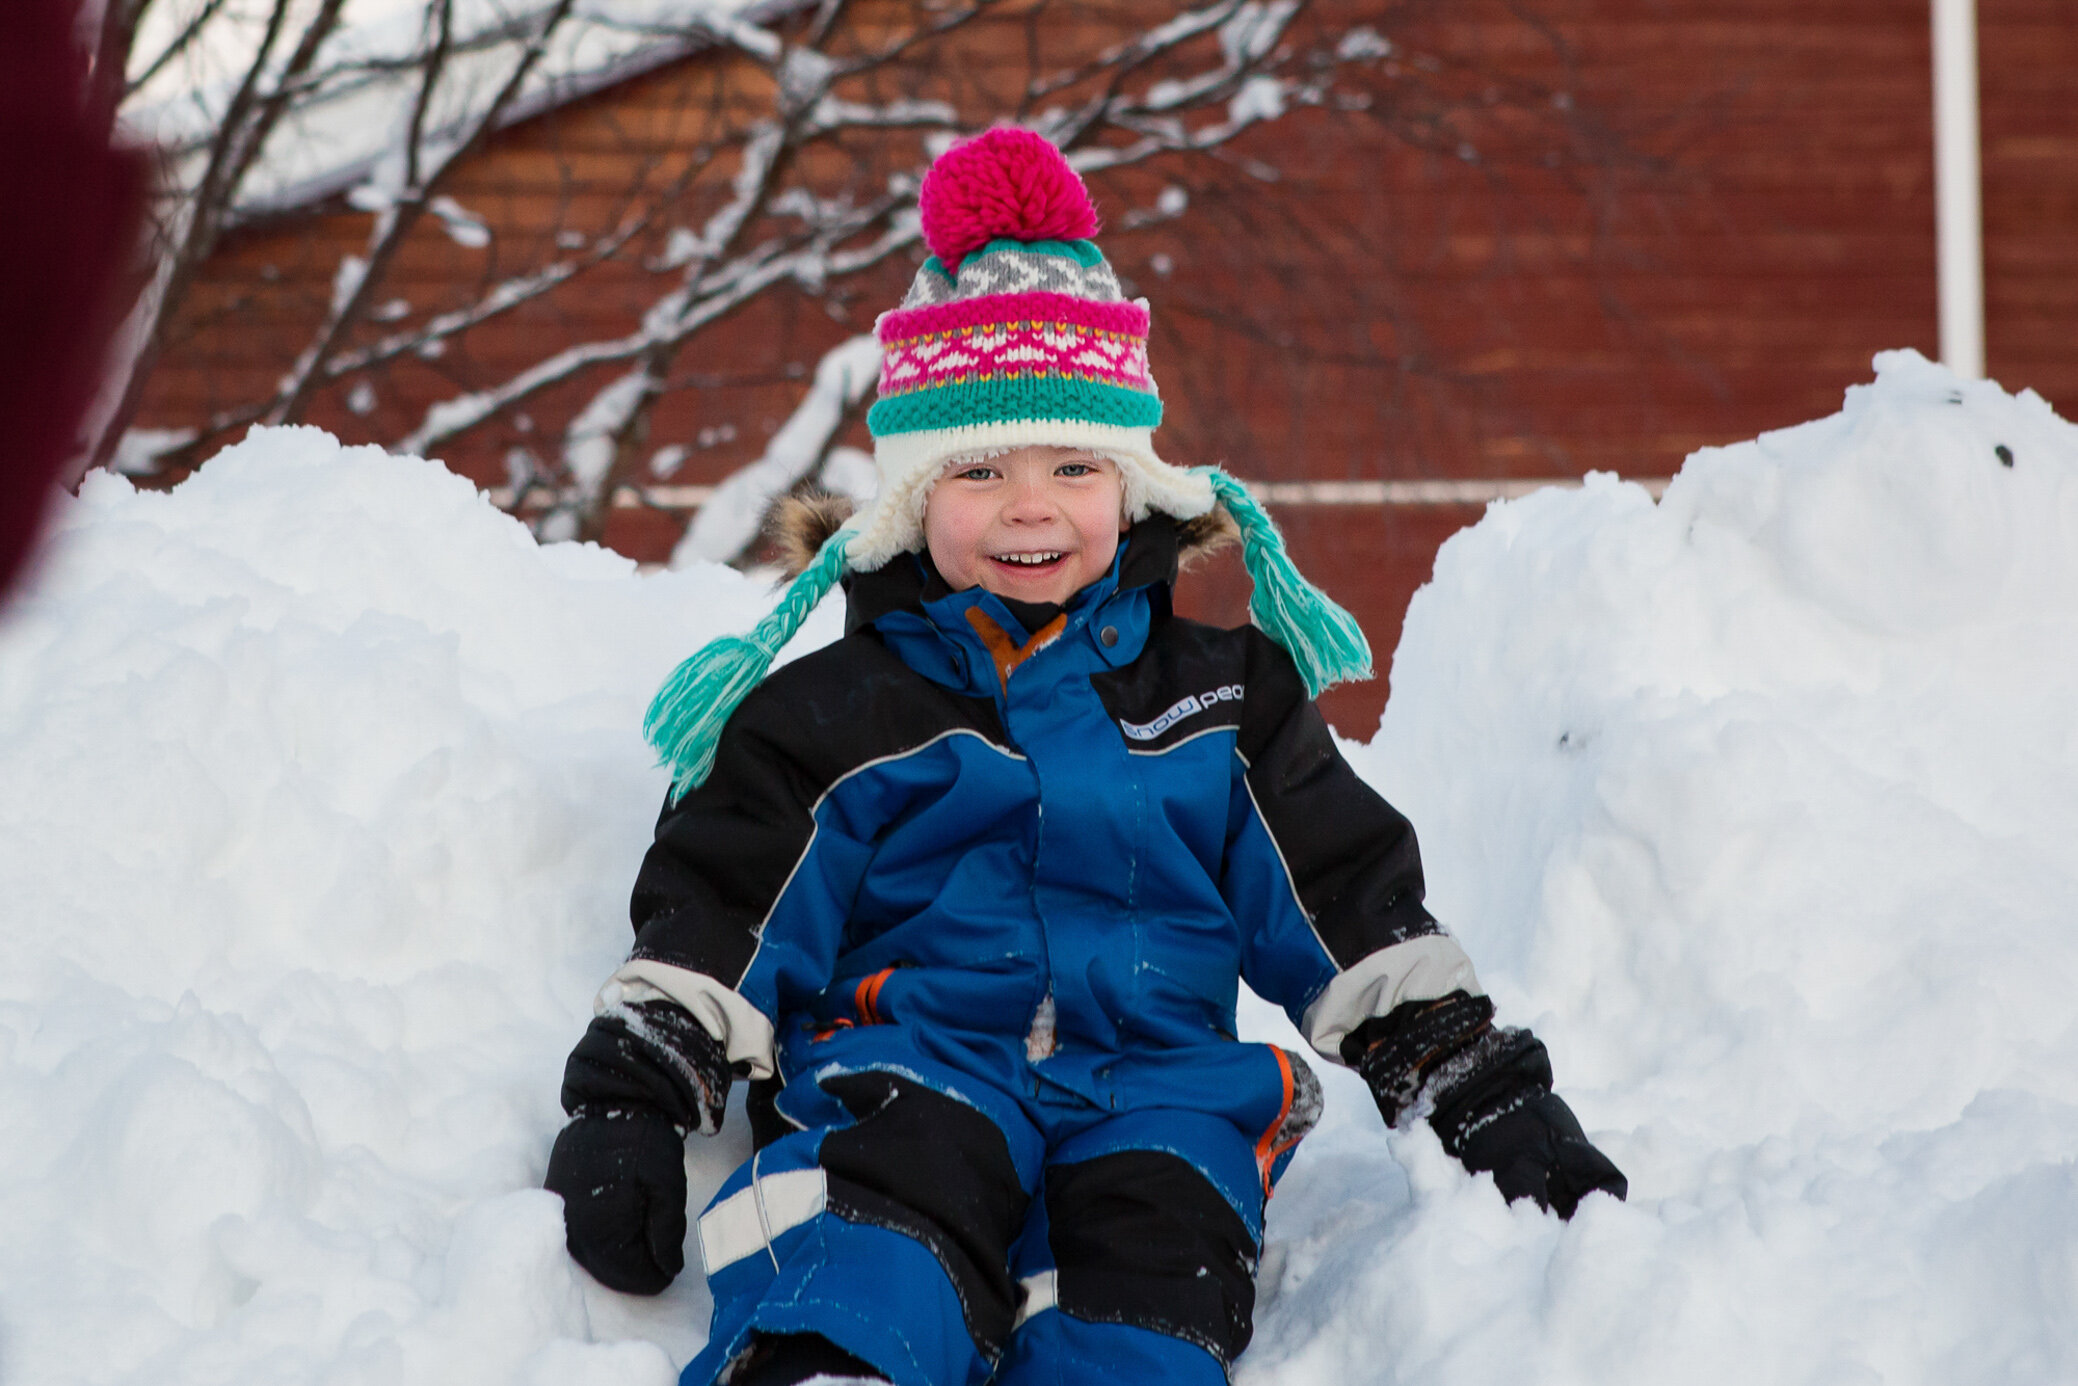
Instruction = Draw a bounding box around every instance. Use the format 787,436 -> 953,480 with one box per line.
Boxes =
0,427 -> 837,1385
1248,350 -> 2078,1385
2,352 -> 2075,1385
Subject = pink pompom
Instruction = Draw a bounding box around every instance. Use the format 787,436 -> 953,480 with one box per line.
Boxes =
918,128 -> 1100,270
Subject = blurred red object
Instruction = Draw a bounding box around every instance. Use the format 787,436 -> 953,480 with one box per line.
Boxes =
0,0 -> 148,600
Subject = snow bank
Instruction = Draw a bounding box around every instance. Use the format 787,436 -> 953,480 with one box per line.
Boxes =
0,427 -> 836,1385
3,351 -> 2076,1384
1239,350 -> 2078,1385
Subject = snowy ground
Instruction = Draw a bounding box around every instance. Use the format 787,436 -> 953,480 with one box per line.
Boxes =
4,349 -> 2076,1384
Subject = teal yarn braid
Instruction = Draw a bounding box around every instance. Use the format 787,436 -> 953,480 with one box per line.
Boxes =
1196,468 -> 1374,697
645,526 -> 854,801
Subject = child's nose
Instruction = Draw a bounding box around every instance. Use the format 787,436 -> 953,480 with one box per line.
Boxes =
1002,478 -> 1058,522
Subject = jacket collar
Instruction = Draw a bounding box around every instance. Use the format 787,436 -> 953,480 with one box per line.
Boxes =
847,518 -> 1181,697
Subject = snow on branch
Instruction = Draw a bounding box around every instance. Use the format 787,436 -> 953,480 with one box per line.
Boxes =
806,96 -> 958,134
396,162 -> 920,456
672,334 -> 880,565
263,0 -> 583,427
119,0 -> 1462,556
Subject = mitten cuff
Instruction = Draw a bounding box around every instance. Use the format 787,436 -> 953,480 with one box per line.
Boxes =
561,998 -> 732,1136
1343,990 -> 1506,1128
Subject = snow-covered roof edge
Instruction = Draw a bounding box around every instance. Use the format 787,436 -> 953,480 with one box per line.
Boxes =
129,0 -> 812,221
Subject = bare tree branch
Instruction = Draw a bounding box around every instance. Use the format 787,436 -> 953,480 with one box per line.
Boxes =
117,0 -> 1671,567
265,0 -> 578,426
84,0 -> 352,478
125,0 -> 229,101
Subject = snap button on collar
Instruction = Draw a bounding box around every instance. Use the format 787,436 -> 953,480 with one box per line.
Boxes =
1099,625 -> 1120,647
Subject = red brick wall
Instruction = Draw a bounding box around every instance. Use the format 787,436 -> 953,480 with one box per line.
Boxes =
1981,0 -> 2078,406
139,0 -> 2077,735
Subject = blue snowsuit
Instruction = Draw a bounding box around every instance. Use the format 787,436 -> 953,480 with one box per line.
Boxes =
603,518 -> 1483,1385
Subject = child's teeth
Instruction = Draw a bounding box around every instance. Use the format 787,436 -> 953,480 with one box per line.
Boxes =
1000,553 -> 1060,565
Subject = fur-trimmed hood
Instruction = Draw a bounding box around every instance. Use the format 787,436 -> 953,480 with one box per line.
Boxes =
768,489 -> 1239,580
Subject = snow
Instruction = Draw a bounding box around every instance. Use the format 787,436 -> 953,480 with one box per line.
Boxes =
4,351 -> 2077,1383
562,368 -> 654,494
0,426 -> 839,1385
122,0 -> 791,216
1228,74 -> 1288,125
670,334 -> 880,567
1217,2 -> 1299,68
1244,350 -> 2078,1384
111,427 -> 197,477
1336,26 -> 1392,61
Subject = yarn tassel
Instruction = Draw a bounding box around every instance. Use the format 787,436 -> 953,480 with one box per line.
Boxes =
645,526 -> 854,801
1196,468 -> 1373,697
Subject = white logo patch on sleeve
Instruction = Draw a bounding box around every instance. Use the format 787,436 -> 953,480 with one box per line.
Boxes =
1118,684 -> 1243,741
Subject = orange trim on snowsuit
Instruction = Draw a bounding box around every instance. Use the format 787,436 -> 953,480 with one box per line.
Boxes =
855,966 -> 895,1026
1255,1047 -> 1298,1197
813,967 -> 899,1041
964,608 -> 1068,692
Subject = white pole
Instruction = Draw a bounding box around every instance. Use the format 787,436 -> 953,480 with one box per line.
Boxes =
1931,0 -> 1985,378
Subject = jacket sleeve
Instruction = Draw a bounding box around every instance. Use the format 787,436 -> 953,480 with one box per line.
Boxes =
1220,628 -> 1486,1065
598,679 -> 875,1081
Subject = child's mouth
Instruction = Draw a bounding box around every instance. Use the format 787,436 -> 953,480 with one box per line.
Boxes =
990,551 -> 1065,571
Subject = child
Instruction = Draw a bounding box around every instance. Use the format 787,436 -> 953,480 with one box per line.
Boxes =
544,129 -> 1624,1386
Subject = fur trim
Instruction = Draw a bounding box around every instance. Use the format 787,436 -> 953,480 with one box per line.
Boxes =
851,422 -> 1207,572
767,489 -> 1238,580
1173,505 -> 1239,571
769,490 -> 856,577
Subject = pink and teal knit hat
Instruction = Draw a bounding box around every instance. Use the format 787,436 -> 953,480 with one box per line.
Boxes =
644,129 -> 1371,798
845,127 -> 1215,570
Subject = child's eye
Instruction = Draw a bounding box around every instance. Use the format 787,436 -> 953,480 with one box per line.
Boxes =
1055,462 -> 1096,477
952,465 -> 998,481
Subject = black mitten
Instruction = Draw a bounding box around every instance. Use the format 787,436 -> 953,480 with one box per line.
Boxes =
1343,990 -> 1500,1127
544,999 -> 733,1292
1345,993 -> 1626,1219
560,998 -> 733,1136
1427,1030 -> 1627,1218
544,1107 -> 689,1294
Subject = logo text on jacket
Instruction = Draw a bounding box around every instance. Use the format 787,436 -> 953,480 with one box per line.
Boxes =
1118,685 -> 1243,741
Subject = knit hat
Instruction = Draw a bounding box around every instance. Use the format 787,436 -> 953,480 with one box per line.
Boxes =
646,129 -> 1372,798
847,127 -> 1212,570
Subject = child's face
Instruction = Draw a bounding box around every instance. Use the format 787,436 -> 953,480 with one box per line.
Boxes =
923,445 -> 1128,606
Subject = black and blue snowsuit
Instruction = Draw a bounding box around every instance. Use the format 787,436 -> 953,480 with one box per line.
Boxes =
567,515 -> 1575,1386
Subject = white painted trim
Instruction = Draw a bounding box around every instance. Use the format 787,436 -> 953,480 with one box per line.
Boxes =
1298,934 -> 1484,1063
697,1166 -> 828,1275
1932,0 -> 1986,379
486,476 -> 1673,514
1240,476 -> 1669,506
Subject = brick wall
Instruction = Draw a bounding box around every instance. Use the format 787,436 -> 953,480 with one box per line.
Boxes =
139,0 -> 2077,735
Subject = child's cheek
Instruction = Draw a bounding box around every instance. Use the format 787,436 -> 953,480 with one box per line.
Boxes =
922,495 -> 984,589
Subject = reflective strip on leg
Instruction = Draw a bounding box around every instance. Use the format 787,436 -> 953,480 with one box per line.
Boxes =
698,1167 -> 828,1274
1013,1270 -> 1058,1329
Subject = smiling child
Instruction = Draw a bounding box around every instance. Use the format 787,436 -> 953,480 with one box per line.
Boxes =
544,129 -> 1624,1386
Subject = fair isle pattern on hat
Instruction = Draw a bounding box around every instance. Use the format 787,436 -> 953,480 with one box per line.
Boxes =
873,291 -> 1159,431
896,239 -> 1128,307
846,128 -> 1212,571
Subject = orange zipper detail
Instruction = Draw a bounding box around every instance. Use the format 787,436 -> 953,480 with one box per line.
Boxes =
854,967 -> 896,1026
